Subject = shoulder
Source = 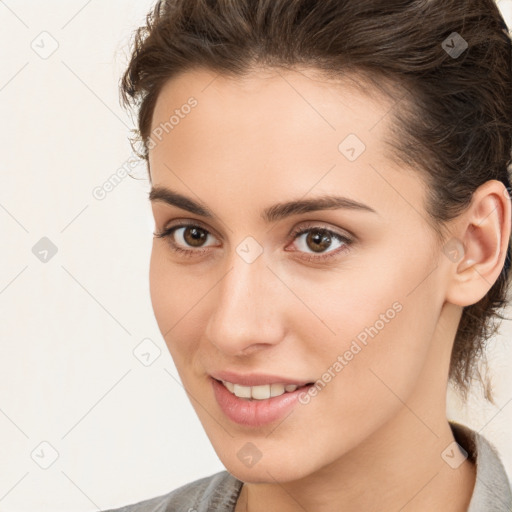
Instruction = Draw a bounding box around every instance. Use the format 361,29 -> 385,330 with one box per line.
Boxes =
449,421 -> 512,512
101,470 -> 243,512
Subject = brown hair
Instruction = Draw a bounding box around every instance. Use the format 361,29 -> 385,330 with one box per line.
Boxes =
119,0 -> 512,400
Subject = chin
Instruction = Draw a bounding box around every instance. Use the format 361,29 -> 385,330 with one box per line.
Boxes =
220,453 -> 317,484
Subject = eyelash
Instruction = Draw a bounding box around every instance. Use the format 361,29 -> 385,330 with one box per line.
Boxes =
153,221 -> 353,262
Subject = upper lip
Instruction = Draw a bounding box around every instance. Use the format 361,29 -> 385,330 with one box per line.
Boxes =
209,370 -> 313,387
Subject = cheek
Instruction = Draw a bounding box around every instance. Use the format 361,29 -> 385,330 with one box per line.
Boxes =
149,247 -> 195,359
289,247 -> 440,407
262,264 -> 440,469
149,246 -> 174,334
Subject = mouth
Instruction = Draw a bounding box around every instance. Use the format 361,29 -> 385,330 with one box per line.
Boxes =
210,376 -> 315,427
215,379 -> 314,400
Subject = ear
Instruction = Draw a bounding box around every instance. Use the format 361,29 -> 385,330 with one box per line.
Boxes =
445,179 -> 511,307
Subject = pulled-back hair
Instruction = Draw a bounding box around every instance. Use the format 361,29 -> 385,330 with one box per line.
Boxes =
119,0 -> 512,400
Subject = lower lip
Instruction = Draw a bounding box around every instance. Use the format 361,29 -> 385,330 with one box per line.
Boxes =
211,377 -> 312,427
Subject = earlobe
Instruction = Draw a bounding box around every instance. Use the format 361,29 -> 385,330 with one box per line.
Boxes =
445,180 -> 511,307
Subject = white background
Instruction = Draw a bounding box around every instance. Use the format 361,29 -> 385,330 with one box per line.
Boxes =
0,1 -> 511,510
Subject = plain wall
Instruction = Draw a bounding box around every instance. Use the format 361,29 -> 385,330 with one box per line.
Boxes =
0,1 -> 511,510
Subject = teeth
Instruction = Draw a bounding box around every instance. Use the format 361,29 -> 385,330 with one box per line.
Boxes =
251,385 -> 271,400
224,381 -> 235,393
222,381 -> 301,400
233,384 -> 252,399
270,383 -> 285,397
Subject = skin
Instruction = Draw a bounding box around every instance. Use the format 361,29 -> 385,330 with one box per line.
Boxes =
147,66 -> 510,512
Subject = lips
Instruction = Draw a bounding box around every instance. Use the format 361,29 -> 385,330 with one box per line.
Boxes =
219,380 -> 305,400
210,372 -> 315,426
209,370 -> 312,387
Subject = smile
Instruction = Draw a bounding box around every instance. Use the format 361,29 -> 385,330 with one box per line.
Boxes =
211,377 -> 315,426
220,380 -> 304,400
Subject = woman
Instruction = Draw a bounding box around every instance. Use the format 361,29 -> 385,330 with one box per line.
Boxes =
105,0 -> 512,510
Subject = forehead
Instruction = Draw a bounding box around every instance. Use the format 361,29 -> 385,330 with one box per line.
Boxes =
150,66 -> 394,135
149,66 -> 397,169
148,67 -> 423,223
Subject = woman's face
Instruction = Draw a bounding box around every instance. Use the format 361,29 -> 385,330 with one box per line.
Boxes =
148,67 -> 455,482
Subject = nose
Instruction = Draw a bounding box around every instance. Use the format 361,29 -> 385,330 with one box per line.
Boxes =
204,249 -> 285,356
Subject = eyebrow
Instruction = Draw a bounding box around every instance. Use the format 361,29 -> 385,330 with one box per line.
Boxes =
148,185 -> 378,223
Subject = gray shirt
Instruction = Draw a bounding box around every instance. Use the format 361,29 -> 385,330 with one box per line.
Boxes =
102,422 -> 512,511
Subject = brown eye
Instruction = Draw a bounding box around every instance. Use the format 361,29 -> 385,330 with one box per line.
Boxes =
305,229 -> 333,253
289,225 -> 352,260
155,222 -> 352,261
182,226 -> 208,247
154,223 -> 219,255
